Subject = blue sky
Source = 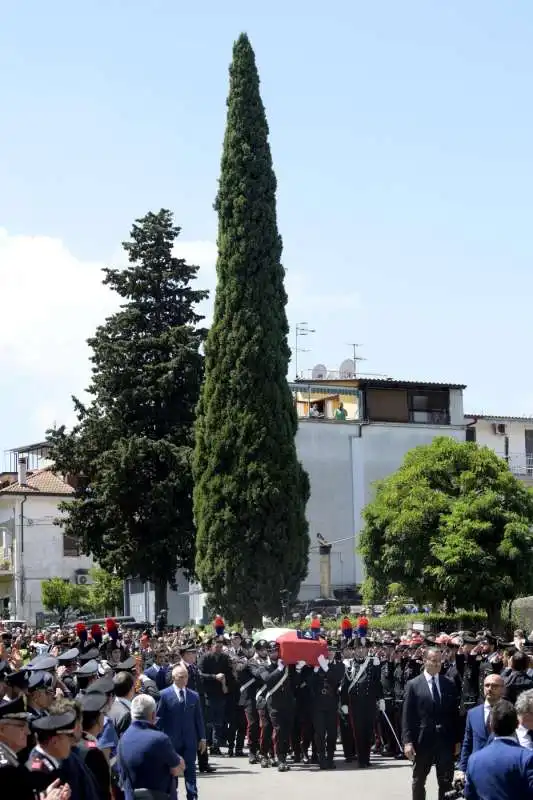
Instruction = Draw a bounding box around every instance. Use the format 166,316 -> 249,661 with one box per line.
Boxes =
1,1 -> 533,454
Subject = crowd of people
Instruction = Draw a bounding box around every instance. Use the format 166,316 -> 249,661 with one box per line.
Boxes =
1,615 -> 533,799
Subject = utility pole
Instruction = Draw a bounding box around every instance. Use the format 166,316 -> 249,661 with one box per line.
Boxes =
295,323 -> 315,379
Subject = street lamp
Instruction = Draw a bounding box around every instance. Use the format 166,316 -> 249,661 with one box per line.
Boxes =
295,322 -> 315,379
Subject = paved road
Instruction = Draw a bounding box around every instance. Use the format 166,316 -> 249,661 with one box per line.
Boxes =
198,752 -> 439,799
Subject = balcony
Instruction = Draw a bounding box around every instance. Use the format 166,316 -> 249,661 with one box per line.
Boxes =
0,548 -> 13,576
507,454 -> 533,485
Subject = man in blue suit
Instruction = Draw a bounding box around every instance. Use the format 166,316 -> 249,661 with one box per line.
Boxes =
465,699 -> 533,799
157,663 -> 207,800
458,672 -> 504,775
144,650 -> 171,691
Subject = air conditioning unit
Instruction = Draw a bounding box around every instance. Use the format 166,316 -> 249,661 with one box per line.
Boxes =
493,422 -> 508,436
73,569 -> 92,586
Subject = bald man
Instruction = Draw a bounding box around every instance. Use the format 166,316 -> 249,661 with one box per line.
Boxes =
157,664 -> 206,800
458,672 -> 504,775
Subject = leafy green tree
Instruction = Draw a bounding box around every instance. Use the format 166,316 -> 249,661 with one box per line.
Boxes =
193,33 -> 310,628
48,210 -> 208,611
359,437 -> 533,629
41,578 -> 90,626
88,568 -> 124,616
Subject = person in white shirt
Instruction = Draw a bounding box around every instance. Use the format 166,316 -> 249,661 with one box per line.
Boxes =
515,688 -> 533,749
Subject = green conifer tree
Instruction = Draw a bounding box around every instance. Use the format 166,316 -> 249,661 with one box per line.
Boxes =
193,34 -> 310,627
48,210 -> 207,611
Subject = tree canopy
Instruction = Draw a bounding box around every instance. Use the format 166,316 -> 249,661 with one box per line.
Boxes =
193,33 -> 310,626
87,567 -> 124,616
359,436 -> 533,627
41,578 -> 90,626
48,209 -> 208,610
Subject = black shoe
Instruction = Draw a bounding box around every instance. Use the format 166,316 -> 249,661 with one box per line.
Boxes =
235,749 -> 245,757
302,753 -> 310,764
227,748 -> 234,757
292,754 -> 301,763
271,758 -> 279,767
210,747 -> 222,756
248,754 -> 259,764
199,765 -> 216,773
344,756 -> 355,763
278,762 -> 288,772
260,757 -> 269,768
327,760 -> 336,770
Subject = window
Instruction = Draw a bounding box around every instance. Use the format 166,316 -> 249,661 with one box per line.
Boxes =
63,533 -> 81,557
465,427 -> 477,442
365,389 -> 409,423
408,390 -> 449,424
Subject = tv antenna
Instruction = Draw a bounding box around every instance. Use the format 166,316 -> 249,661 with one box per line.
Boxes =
346,343 -> 366,378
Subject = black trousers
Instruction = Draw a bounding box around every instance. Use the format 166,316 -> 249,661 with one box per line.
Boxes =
292,703 -> 313,758
412,741 -> 454,800
339,709 -> 356,759
227,700 -> 246,752
269,706 -> 293,762
197,695 -> 211,771
258,707 -> 273,757
351,701 -> 376,766
245,706 -> 260,755
313,704 -> 338,762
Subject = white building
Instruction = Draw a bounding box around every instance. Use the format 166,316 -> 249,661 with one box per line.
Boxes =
291,377 -> 466,601
464,415 -> 533,486
0,452 -> 93,623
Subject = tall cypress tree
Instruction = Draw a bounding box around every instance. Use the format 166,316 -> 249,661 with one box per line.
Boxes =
193,34 -> 310,626
48,210 -> 208,611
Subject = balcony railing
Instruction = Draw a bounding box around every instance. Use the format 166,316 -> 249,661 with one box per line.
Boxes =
507,454 -> 533,477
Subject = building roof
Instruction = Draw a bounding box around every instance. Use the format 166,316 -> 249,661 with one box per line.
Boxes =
7,441 -> 50,454
356,378 -> 466,390
465,414 -> 533,423
0,469 -> 74,497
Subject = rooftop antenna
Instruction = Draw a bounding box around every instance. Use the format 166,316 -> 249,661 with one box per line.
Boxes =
346,343 -> 366,378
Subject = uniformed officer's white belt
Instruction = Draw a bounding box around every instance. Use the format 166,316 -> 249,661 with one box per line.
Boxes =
240,678 -> 255,693
265,669 -> 288,701
348,657 -> 371,693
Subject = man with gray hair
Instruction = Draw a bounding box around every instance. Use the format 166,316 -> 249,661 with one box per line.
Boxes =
118,693 -> 184,800
515,688 -> 533,749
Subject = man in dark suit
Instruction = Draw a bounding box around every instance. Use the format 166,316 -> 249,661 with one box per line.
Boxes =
157,664 -> 206,800
107,672 -> 136,738
503,651 -> 533,705
458,672 -> 504,775
465,699 -> 533,799
402,647 -> 460,800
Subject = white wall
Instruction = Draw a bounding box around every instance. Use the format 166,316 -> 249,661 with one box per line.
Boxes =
296,419 -> 465,597
0,494 -> 93,623
470,418 -> 533,473
126,572 -> 193,626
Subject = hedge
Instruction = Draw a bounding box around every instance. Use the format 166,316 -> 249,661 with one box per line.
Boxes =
289,611 -> 489,634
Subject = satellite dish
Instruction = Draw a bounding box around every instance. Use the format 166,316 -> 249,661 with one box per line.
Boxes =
327,371 -> 336,379
312,363 -> 327,380
339,358 -> 355,378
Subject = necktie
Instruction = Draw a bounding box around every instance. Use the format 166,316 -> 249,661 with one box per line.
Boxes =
431,676 -> 441,714
179,689 -> 184,703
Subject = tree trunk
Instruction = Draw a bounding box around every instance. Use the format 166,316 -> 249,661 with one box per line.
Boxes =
486,603 -> 503,634
243,607 -> 263,633
154,579 -> 168,615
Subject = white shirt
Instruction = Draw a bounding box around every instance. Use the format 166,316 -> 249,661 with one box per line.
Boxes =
484,702 -> 491,724
173,685 -> 186,703
424,671 -> 441,700
517,724 -> 533,749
